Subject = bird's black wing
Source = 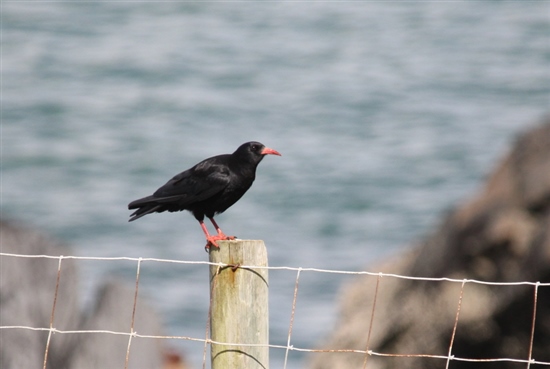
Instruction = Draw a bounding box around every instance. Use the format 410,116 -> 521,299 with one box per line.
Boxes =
153,159 -> 231,204
128,156 -> 232,221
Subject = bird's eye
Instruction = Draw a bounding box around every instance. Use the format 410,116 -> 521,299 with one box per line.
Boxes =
251,144 -> 258,151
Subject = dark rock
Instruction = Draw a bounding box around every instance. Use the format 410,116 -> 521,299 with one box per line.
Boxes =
0,221 -> 189,369
307,119 -> 550,369
70,280 -> 165,369
0,221 -> 80,369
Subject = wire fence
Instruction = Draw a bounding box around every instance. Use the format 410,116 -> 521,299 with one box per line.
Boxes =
1,252 -> 549,369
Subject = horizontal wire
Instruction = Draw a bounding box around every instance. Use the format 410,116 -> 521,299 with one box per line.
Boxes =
1,325 -> 548,366
1,252 -> 547,286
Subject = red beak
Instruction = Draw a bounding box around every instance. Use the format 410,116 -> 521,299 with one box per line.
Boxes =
261,147 -> 282,156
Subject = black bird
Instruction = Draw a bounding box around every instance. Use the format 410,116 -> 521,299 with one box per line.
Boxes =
128,141 -> 281,250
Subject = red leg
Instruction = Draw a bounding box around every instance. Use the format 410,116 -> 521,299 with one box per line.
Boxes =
199,220 -> 220,250
199,219 -> 235,251
209,217 -> 236,240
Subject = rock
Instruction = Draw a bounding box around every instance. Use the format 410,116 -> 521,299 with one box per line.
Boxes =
69,280 -> 165,369
0,221 -> 80,369
307,119 -> 550,369
0,220 -> 190,369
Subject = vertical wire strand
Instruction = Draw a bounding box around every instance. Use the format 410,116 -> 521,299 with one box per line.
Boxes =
124,257 -> 142,369
362,273 -> 382,369
283,267 -> 302,369
526,282 -> 540,369
445,279 -> 466,369
42,255 -> 63,369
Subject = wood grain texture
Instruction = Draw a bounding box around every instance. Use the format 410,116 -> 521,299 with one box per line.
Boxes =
209,240 -> 269,369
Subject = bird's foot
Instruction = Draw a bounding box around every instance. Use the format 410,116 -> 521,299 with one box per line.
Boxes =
204,241 -> 216,253
204,237 -> 220,252
213,233 -> 236,242
203,234 -> 236,252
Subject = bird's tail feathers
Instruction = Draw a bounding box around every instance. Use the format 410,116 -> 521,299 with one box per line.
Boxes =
128,195 -> 157,209
128,204 -> 162,222
128,194 -> 187,221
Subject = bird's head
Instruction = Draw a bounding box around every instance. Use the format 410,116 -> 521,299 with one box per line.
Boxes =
234,141 -> 281,164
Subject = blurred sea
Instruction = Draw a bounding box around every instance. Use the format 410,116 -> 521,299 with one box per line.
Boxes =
3,2 -> 549,368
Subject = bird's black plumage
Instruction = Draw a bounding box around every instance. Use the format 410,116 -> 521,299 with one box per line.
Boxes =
128,141 -> 281,249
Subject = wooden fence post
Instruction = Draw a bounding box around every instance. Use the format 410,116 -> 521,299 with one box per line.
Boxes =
208,239 -> 269,369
